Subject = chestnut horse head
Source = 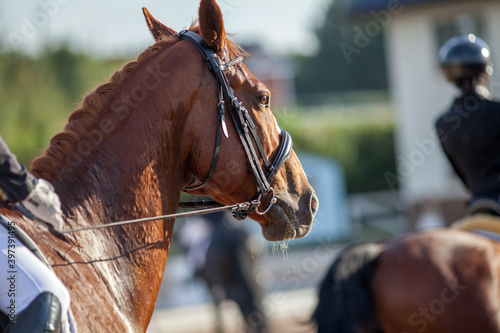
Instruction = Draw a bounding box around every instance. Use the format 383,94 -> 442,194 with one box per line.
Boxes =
0,1 -> 317,332
142,2 -> 318,241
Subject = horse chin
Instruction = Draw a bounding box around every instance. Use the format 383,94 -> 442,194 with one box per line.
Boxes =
259,195 -> 315,242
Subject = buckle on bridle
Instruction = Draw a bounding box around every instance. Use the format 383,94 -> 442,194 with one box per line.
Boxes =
230,200 -> 261,220
228,187 -> 277,220
256,187 -> 277,216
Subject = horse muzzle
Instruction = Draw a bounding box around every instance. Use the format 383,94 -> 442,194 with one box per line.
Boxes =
259,190 -> 318,242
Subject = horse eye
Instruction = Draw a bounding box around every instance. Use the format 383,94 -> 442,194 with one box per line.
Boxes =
259,95 -> 270,107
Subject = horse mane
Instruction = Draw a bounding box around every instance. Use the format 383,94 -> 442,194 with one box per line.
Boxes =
311,243 -> 383,333
30,25 -> 246,182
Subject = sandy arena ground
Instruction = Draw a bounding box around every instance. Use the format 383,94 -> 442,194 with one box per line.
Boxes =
147,287 -> 317,333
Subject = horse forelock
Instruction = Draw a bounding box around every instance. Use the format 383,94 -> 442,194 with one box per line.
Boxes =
187,23 -> 248,60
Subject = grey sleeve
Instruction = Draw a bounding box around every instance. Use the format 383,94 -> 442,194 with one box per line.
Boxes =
0,135 -> 36,202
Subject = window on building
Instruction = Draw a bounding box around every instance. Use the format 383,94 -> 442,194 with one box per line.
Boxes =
435,13 -> 486,49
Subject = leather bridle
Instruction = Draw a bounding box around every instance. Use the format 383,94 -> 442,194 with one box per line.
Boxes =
178,30 -> 293,219
60,31 -> 294,234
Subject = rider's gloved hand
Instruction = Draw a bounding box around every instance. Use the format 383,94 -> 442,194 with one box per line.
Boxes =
21,179 -> 64,232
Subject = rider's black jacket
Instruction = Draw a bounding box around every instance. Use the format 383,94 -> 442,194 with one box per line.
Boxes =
0,135 -> 35,202
435,92 -> 500,203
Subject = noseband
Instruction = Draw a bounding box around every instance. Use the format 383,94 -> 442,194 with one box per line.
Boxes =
178,30 -> 292,219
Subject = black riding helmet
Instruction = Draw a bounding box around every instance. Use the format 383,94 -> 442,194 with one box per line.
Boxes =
439,34 -> 493,84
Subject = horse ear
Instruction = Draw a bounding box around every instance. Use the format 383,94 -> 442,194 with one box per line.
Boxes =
142,7 -> 177,42
198,0 -> 226,52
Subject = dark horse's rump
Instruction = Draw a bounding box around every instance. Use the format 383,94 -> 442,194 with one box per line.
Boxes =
312,243 -> 383,333
312,228 -> 500,333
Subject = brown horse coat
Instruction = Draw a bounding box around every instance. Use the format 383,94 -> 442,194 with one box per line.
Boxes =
313,228 -> 500,333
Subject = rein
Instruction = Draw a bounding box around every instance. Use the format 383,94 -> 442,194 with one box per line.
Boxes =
61,30 -> 292,234
61,200 -> 260,234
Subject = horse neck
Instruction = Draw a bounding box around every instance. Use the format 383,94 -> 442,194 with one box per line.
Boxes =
64,117 -> 181,330
55,118 -> 183,227
30,45 -> 194,330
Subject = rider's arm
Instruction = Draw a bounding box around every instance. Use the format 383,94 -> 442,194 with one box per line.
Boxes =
0,135 -> 36,202
439,138 -> 470,190
0,135 -> 63,231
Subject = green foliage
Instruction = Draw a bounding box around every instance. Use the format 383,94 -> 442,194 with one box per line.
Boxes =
294,0 -> 388,100
0,47 -> 126,166
276,107 -> 396,193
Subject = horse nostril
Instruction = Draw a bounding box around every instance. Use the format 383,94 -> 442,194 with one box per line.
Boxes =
310,193 -> 319,215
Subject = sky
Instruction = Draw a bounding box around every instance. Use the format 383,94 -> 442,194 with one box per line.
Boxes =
1,0 -> 331,58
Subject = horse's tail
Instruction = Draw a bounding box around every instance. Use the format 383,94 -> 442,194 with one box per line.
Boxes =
312,243 -> 384,333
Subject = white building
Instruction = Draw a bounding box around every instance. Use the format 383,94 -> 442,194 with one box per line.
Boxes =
349,0 -> 500,226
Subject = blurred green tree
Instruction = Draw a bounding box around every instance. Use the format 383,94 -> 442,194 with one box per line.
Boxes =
0,47 -> 123,166
43,45 -> 84,101
295,0 -> 388,100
